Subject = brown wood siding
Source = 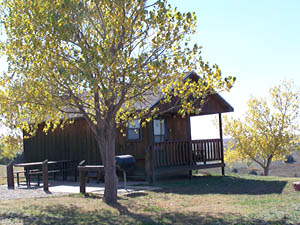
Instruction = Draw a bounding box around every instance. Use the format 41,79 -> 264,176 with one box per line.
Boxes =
23,115 -> 191,171
166,115 -> 189,141
24,119 -> 101,164
116,122 -> 153,160
198,94 -> 230,115
24,118 -> 155,167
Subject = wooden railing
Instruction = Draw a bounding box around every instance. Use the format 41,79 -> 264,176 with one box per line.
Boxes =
146,139 -> 223,169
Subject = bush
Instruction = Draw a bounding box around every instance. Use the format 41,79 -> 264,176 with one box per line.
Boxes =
249,169 -> 258,175
294,173 -> 298,178
231,168 -> 238,173
284,154 -> 295,163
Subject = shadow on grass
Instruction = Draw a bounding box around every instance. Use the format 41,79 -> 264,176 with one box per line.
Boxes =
125,192 -> 148,198
155,175 -> 288,195
68,192 -> 148,199
0,203 -> 295,225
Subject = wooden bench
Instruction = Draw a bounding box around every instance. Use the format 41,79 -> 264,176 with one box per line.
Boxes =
26,169 -> 65,186
14,168 -> 70,187
14,160 -> 78,187
28,165 -> 80,186
14,169 -> 40,186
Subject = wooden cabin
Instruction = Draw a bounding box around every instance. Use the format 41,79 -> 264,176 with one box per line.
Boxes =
23,72 -> 233,181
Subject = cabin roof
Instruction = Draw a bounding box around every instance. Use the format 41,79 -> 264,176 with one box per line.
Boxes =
62,71 -> 233,120
149,71 -> 234,114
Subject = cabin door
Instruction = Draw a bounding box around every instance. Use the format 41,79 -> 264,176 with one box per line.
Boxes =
153,118 -> 167,143
153,118 -> 168,165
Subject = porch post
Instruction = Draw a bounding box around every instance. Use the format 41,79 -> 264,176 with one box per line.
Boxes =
187,116 -> 191,141
187,116 -> 193,178
218,113 -> 225,176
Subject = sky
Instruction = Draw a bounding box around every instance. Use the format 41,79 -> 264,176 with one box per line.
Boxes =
0,0 -> 300,139
168,0 -> 300,139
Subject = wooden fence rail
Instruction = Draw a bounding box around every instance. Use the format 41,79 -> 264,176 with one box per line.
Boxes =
145,139 -> 225,182
149,139 -> 222,168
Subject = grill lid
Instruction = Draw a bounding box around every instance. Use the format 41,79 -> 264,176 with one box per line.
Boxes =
115,155 -> 136,170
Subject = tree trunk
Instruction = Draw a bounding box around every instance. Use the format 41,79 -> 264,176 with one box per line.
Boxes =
263,156 -> 273,176
95,123 -> 118,204
263,167 -> 269,176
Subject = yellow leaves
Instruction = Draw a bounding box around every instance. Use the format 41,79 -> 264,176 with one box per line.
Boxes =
224,81 -> 300,172
0,133 -> 23,160
0,0 -> 237,142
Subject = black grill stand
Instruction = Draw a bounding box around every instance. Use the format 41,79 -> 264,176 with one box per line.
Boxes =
122,170 -> 127,189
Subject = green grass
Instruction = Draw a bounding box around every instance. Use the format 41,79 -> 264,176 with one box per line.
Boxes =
0,174 -> 300,225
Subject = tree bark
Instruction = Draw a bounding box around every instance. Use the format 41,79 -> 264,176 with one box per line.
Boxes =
95,121 -> 118,204
263,167 -> 269,176
263,156 -> 273,176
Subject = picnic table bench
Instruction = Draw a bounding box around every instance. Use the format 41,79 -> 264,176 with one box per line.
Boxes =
7,160 -> 78,189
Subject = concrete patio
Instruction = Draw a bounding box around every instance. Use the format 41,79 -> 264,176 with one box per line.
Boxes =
15,180 -> 159,195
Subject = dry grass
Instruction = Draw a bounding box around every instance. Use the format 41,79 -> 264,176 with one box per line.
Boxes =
0,165 -> 6,177
0,165 -> 26,185
202,152 -> 300,178
0,174 -> 299,225
0,165 -> 6,185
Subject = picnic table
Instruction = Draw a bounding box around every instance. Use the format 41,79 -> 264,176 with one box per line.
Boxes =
7,160 -> 77,189
16,160 -> 75,186
77,165 -> 105,194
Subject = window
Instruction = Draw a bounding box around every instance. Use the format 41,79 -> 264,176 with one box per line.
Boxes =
153,119 -> 166,143
127,119 -> 141,140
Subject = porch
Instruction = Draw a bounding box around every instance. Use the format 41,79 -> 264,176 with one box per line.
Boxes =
145,138 -> 225,183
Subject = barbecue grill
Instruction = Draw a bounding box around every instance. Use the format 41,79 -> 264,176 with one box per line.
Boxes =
115,155 -> 136,189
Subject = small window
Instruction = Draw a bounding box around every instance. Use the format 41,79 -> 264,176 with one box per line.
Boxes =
127,119 -> 141,140
153,119 -> 166,143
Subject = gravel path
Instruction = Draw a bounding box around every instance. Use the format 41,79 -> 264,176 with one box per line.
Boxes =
0,185 -> 68,201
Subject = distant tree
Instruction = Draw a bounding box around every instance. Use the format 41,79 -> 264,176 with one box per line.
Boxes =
224,81 -> 300,176
0,133 -> 23,162
0,0 -> 235,203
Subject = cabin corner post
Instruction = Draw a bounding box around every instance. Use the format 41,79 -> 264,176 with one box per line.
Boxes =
187,116 -> 194,168
218,113 -> 225,176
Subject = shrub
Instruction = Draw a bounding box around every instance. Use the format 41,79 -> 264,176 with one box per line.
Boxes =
249,169 -> 258,175
284,154 -> 295,163
294,173 -> 298,178
231,168 -> 238,173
